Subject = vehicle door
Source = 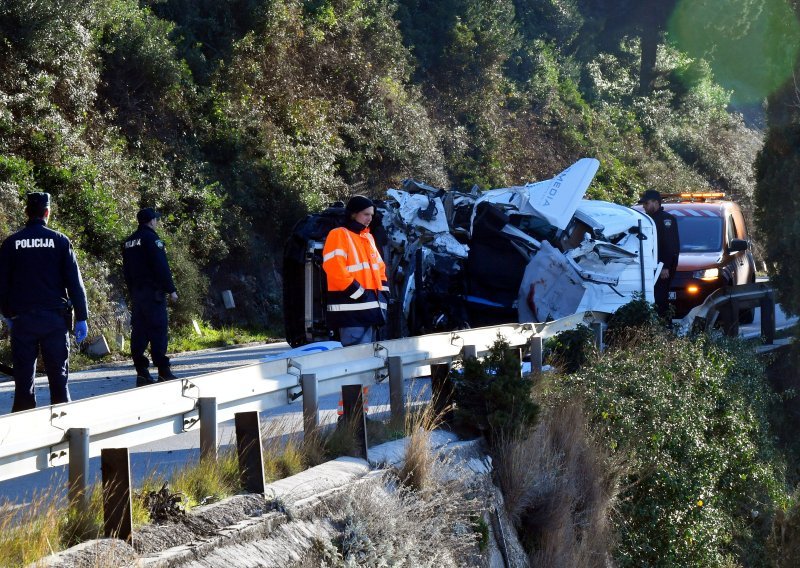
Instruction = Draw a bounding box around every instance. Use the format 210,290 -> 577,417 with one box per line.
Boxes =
726,213 -> 747,284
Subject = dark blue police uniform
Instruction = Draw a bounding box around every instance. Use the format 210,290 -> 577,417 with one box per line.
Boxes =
122,210 -> 176,382
0,197 -> 88,412
651,206 -> 681,315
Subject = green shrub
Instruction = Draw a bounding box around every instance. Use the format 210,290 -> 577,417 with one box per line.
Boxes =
555,330 -> 786,567
451,334 -> 539,444
163,229 -> 209,330
605,293 -> 661,347
544,324 -> 596,373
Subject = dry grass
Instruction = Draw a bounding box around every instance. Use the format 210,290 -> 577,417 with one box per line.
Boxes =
302,472 -> 481,567
397,386 -> 446,491
169,447 -> 240,507
494,400 -> 619,567
260,415 -> 311,481
0,494 -> 63,567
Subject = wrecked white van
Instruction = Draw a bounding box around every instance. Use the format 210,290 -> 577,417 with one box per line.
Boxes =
283,158 -> 658,346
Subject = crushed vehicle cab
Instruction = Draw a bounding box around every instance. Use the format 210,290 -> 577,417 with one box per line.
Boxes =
658,193 -> 756,321
284,159 -> 659,346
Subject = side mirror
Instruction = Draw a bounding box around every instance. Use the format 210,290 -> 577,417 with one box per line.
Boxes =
729,238 -> 748,252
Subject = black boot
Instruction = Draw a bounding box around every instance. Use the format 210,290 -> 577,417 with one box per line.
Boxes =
157,367 -> 178,381
136,368 -> 156,386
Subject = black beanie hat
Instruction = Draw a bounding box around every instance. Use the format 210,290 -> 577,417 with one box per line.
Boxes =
345,195 -> 374,215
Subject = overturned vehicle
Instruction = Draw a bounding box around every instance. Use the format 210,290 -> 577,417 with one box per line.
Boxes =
283,158 -> 658,347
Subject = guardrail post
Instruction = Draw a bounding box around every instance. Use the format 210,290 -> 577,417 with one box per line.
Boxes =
67,428 -> 89,510
387,356 -> 405,426
430,363 -> 454,422
761,290 -> 775,345
101,448 -> 133,542
301,373 -> 319,437
530,336 -> 543,372
199,397 -> 218,462
235,412 -> 265,494
462,344 -> 478,361
341,384 -> 368,459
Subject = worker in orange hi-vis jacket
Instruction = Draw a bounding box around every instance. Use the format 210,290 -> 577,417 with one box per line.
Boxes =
322,195 -> 388,346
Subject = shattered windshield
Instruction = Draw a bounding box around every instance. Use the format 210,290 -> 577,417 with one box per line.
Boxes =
675,216 -> 723,252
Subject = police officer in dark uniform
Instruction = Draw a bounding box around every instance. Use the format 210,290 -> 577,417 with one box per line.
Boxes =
0,192 -> 88,412
638,189 -> 681,316
122,208 -> 179,386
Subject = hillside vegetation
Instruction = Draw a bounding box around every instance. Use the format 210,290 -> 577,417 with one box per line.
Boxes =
0,0 -> 774,335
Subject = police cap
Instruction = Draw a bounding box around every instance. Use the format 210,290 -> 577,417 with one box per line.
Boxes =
136,207 -> 162,224
24,192 -> 50,218
637,189 -> 662,204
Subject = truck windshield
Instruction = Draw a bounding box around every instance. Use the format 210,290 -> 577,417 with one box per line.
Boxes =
675,216 -> 723,252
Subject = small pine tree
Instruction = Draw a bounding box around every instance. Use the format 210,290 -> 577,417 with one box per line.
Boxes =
451,334 -> 538,446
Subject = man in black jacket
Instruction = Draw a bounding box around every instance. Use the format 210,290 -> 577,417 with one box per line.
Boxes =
639,189 -> 681,316
0,192 -> 88,412
122,208 -> 178,386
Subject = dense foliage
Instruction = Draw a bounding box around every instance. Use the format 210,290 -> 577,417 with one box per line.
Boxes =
451,334 -> 539,443
549,328 -> 786,567
0,0 -> 768,335
754,0 -> 800,317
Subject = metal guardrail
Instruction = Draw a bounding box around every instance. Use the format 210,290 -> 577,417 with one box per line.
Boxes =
0,312 -> 609,484
682,282 -> 777,342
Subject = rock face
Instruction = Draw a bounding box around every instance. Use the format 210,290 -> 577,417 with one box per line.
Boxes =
38,436 -> 528,568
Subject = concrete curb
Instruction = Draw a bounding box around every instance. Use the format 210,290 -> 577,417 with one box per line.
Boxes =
37,433 -> 471,567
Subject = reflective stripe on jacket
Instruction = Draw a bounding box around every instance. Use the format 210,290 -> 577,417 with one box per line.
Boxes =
322,225 -> 388,328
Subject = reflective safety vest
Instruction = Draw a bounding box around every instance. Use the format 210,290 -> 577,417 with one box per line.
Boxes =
322,226 -> 388,328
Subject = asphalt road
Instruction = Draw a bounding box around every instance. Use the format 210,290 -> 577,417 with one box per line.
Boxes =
739,303 -> 796,339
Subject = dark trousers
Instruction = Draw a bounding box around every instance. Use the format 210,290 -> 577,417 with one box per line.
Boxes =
654,277 -> 673,317
130,291 -> 170,372
11,309 -> 70,412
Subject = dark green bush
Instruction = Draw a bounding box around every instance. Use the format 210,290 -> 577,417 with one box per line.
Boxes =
451,334 -> 539,444
605,293 -> 661,347
544,324 -> 597,373
555,330 -> 785,567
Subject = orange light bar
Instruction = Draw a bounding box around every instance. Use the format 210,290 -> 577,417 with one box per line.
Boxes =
661,191 -> 726,202
687,285 -> 700,294
678,192 -> 725,199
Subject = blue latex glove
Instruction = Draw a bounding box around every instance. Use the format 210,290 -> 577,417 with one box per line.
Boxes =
74,320 -> 88,343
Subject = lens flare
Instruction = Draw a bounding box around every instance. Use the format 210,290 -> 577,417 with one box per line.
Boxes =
668,0 -> 800,103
